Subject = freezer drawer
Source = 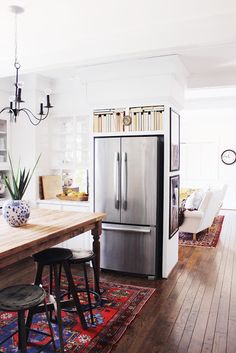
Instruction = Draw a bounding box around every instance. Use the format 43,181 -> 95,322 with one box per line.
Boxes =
100,223 -> 156,275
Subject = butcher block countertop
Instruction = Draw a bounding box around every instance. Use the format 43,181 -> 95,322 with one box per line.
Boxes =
0,208 -> 105,270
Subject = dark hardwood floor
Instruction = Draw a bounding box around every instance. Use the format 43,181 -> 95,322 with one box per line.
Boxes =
0,210 -> 235,353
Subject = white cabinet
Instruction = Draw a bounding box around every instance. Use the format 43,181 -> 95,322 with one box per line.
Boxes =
37,199 -> 91,250
50,115 -> 89,170
0,117 -> 9,170
38,203 -> 61,210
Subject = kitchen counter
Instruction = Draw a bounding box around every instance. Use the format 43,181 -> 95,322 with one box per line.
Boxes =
36,198 -> 92,250
36,199 -> 90,207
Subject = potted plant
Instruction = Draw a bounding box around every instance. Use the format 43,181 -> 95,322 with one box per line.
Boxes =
2,154 -> 41,227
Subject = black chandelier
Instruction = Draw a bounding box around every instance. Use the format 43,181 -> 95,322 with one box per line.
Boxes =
0,5 -> 53,125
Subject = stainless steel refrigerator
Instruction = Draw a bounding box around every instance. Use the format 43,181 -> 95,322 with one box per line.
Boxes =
94,136 -> 163,277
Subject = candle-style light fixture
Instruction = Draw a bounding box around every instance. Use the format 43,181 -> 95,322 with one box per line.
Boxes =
0,5 -> 53,125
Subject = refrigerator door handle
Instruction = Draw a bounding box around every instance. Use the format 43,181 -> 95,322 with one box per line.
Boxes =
102,224 -> 151,233
122,152 -> 128,210
114,152 -> 120,209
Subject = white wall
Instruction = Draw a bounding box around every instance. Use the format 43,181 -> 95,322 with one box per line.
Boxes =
0,55 -> 187,278
181,90 -> 236,209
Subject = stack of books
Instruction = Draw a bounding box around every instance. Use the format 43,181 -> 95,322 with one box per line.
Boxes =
93,105 -> 164,133
93,110 -> 126,133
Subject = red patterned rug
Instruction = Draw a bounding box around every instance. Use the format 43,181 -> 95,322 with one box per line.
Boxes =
179,215 -> 224,248
0,276 -> 155,352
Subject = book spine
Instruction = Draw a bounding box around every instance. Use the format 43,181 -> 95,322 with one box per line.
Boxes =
133,112 -> 137,131
157,111 -> 159,130
150,111 -> 154,130
159,112 -> 163,130
144,111 -> 149,131
98,115 -> 102,132
101,114 -> 104,132
93,115 -> 98,132
148,111 -> 151,130
111,113 -> 115,132
136,112 -> 142,131
119,113 -> 123,132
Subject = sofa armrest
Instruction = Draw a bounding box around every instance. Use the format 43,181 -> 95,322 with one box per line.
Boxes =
184,210 -> 204,219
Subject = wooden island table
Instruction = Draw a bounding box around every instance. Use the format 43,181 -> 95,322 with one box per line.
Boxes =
0,208 -> 106,290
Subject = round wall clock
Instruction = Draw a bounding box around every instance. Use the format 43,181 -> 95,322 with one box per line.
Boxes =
123,115 -> 132,126
221,149 -> 236,165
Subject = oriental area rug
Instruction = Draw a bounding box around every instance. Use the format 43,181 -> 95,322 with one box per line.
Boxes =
0,276 -> 155,353
179,215 -> 224,248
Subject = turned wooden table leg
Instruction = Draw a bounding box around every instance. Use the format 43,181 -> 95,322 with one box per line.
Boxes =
92,220 -> 102,292
193,233 -> 197,241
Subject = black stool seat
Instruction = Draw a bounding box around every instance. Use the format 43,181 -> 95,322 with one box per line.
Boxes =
0,284 -> 44,312
70,249 -> 95,264
0,284 -> 56,353
33,247 -> 73,265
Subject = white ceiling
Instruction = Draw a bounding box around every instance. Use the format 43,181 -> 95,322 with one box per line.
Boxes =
1,0 -> 236,87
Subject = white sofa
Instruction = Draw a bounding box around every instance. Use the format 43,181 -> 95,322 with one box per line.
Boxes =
179,186 -> 226,241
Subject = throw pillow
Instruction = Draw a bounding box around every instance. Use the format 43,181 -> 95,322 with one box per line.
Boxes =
180,188 -> 198,202
185,190 -> 204,210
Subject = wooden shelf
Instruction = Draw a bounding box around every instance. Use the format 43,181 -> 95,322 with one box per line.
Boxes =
93,130 -> 165,137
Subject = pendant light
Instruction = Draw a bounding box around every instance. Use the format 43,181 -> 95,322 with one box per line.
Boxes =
0,5 -> 53,125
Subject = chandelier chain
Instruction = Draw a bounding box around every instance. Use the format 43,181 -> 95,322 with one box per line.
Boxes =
14,11 -> 20,68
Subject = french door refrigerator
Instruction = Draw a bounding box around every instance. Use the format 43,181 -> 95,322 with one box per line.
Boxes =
94,136 -> 163,277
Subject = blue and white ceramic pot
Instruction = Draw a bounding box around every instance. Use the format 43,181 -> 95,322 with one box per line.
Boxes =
2,200 -> 30,227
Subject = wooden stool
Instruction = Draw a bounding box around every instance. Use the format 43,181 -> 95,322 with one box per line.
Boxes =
62,249 -> 101,325
0,284 -> 56,353
29,247 -> 87,353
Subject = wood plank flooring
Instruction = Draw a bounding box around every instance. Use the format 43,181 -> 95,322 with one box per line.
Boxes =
0,210 -> 235,353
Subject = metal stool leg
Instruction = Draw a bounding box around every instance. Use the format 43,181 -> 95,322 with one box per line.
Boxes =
34,262 -> 45,286
44,299 -> 57,352
26,263 -> 45,339
58,263 -> 62,288
83,262 -> 94,325
49,265 -> 53,294
59,263 -> 71,299
49,265 -> 54,322
53,264 -> 65,353
65,263 -> 71,299
18,310 -> 27,353
63,261 -> 87,329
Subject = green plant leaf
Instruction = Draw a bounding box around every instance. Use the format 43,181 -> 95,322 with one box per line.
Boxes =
5,153 -> 41,200
15,158 -> 21,186
8,154 -> 20,199
21,154 -> 41,198
20,169 -> 30,198
18,169 -> 28,198
4,176 -> 15,199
